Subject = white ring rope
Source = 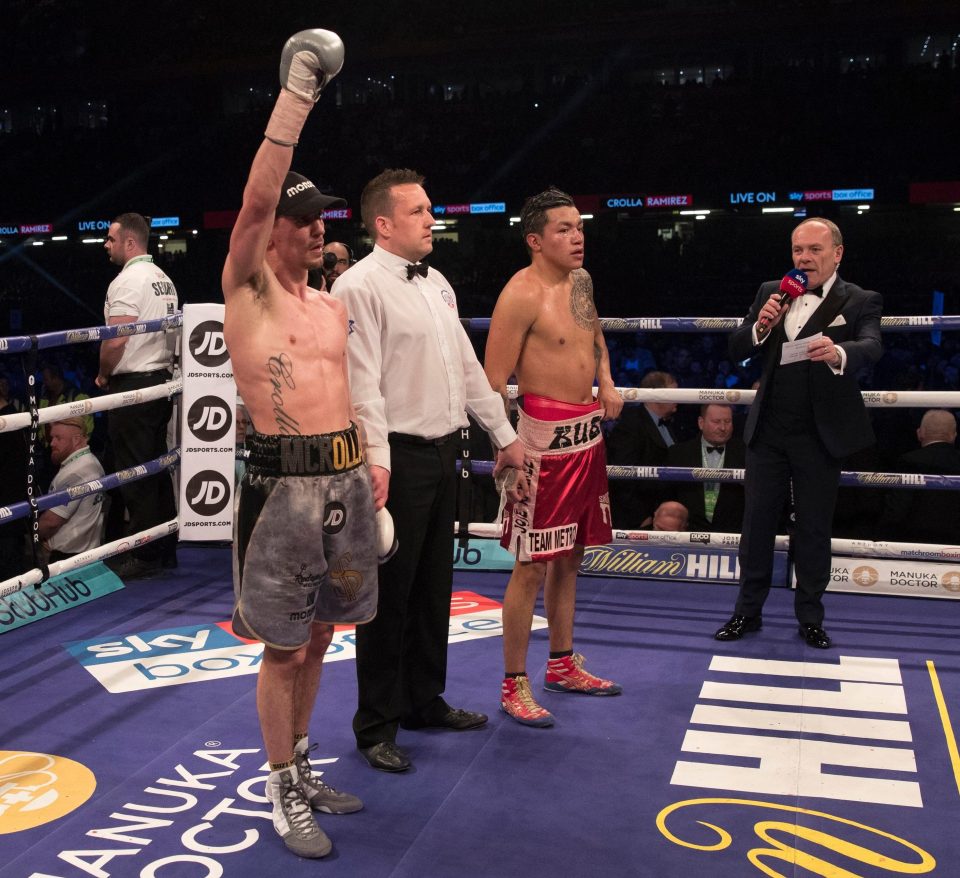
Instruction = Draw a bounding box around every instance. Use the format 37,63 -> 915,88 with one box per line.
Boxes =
457,522 -> 960,564
0,378 -> 182,434
0,310 -> 956,603
0,521 -> 178,598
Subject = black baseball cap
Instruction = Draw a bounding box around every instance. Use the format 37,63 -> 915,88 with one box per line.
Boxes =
276,172 -> 347,217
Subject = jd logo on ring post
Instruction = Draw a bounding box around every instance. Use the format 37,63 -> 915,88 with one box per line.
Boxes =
185,471 -> 232,516
188,320 -> 230,367
187,396 -> 233,443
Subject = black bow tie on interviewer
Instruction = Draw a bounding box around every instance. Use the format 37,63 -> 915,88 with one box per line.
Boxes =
805,287 -> 824,298
406,261 -> 429,279
706,445 -> 725,454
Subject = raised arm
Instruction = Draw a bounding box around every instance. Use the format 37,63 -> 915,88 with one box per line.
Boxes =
222,30 -> 344,299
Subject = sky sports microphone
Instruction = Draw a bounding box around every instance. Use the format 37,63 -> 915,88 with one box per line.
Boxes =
756,268 -> 808,340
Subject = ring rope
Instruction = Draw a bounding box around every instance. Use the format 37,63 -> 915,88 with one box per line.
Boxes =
469,460 -> 960,491
459,315 -> 960,333
0,521 -> 178,599
0,314 -> 183,354
496,385 -> 960,407
0,378 -> 182,435
456,522 -> 959,564
0,449 -> 180,523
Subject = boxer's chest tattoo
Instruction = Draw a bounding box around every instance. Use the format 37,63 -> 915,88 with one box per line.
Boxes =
569,272 -> 596,331
266,352 -> 301,435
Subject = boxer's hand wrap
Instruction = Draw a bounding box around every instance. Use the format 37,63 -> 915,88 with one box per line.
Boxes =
265,29 -> 344,146
264,90 -> 312,147
494,467 -> 517,494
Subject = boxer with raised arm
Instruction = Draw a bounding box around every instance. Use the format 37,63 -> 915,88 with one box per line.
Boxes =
222,29 -> 374,859
484,187 -> 624,728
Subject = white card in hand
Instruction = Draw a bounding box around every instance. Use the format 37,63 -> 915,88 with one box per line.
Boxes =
780,332 -> 822,365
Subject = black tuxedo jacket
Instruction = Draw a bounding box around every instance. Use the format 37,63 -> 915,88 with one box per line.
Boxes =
667,436 -> 746,532
606,405 -> 674,527
878,442 -> 960,544
729,276 -> 883,459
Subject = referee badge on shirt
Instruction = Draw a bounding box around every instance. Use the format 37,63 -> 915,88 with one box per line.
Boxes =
441,289 -> 456,309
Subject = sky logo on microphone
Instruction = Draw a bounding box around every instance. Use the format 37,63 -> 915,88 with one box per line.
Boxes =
781,269 -> 808,298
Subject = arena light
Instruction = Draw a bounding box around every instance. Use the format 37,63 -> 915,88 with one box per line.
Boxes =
858,204 -> 871,210
580,214 -> 594,220
32,240 -> 44,246
679,209 -> 710,215
52,235 -> 68,241
695,214 -> 707,221
762,207 -> 794,214
81,238 -> 104,244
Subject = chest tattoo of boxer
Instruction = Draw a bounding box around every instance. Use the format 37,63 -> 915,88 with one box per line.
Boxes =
267,352 -> 301,435
569,270 -> 597,331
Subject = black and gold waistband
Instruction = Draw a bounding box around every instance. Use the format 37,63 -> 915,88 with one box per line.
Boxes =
247,425 -> 363,476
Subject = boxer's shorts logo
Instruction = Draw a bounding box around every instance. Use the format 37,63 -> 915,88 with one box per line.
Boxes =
188,320 -> 230,367
187,396 -> 233,443
323,501 -> 347,534
185,471 -> 231,516
0,751 -> 96,833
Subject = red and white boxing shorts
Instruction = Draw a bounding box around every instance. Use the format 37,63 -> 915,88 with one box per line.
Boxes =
500,394 -> 612,562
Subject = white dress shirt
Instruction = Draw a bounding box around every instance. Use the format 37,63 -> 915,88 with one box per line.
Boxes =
333,245 -> 517,471
104,255 -> 179,374
754,271 -> 846,373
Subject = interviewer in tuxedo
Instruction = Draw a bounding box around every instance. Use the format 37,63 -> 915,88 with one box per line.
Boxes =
714,218 -> 882,649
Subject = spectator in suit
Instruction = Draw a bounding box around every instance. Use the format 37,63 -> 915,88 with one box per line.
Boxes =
606,370 -> 678,527
667,404 -> 745,533
877,409 -> 960,545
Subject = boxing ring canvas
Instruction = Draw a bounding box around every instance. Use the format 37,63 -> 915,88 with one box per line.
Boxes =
3,545 -> 959,877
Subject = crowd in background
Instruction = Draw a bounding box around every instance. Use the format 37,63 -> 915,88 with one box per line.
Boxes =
2,19 -> 959,571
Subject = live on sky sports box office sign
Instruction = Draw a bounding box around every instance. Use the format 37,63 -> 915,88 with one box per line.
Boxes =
179,304 -> 236,541
0,185 -> 898,238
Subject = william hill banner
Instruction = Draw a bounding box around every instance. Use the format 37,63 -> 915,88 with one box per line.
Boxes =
454,538 -> 789,586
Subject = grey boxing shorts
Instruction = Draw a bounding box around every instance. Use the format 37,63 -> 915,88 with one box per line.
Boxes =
232,426 -> 378,649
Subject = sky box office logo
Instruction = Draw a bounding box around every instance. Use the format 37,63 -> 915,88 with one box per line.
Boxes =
187,396 -> 233,443
188,320 -> 230,368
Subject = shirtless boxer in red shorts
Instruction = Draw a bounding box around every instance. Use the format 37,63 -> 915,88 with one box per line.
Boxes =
484,187 -> 624,727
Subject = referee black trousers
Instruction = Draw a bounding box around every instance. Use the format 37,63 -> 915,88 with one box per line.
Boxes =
353,435 -> 460,748
107,371 -> 177,563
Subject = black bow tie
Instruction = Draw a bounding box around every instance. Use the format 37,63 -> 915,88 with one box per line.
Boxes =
658,418 -> 670,427
805,288 -> 824,298
706,445 -> 725,454
406,261 -> 429,279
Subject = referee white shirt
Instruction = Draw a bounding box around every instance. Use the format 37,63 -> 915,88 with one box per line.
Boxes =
333,245 -> 517,471
104,254 -> 179,375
